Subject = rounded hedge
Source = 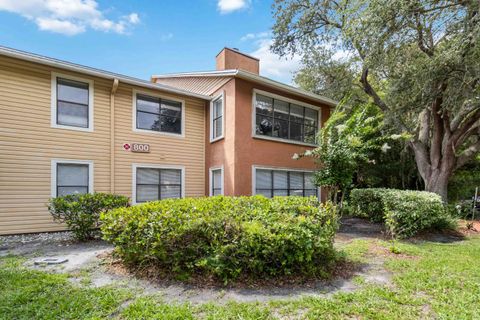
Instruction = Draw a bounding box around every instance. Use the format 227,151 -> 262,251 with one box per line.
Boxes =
101,196 -> 338,282
350,188 -> 455,238
48,192 -> 130,241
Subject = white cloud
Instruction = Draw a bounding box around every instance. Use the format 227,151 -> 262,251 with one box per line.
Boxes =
217,0 -> 249,14
0,0 -> 140,35
160,32 -> 173,41
240,31 -> 270,42
249,37 -> 301,84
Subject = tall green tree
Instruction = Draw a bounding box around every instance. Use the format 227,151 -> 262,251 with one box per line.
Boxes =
271,0 -> 480,201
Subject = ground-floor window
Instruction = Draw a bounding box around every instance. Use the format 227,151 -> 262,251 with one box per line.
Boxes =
51,159 -> 93,197
134,165 -> 183,203
254,167 -> 317,198
210,167 -> 224,196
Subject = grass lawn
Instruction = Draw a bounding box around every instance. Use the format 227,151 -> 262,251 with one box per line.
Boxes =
1,236 -> 479,319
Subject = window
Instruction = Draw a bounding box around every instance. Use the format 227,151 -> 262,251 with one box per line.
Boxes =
254,91 -> 319,144
210,167 -> 224,196
254,168 -> 317,198
135,93 -> 183,135
210,93 -> 224,141
51,160 -> 93,197
52,73 -> 93,131
134,166 -> 183,203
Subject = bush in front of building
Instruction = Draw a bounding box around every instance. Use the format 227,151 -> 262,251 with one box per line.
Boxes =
48,193 -> 130,241
350,188 -> 455,238
100,196 -> 338,283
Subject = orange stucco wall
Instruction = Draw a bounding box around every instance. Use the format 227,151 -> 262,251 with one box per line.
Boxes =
205,79 -> 236,195
205,77 -> 331,200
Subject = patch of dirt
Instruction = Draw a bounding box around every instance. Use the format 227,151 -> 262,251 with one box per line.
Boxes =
336,217 -> 387,242
457,219 -> 480,236
367,240 -> 418,260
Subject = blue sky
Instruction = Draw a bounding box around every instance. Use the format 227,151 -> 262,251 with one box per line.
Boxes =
0,0 -> 300,84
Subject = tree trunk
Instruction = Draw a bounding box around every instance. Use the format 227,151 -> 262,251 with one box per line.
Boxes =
411,141 -> 454,202
424,169 -> 450,202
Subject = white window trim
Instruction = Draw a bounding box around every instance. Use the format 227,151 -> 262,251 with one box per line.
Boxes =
131,163 -> 186,205
210,91 -> 225,142
132,89 -> 186,138
251,89 -> 322,147
51,72 -> 94,132
209,166 -> 224,196
51,159 -> 94,198
251,165 -> 321,200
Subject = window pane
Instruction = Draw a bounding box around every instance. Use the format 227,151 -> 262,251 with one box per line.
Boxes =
137,168 -> 159,184
273,189 -> 288,196
290,104 -> 304,123
57,102 -> 88,127
256,115 -> 273,136
213,118 -> 223,138
161,100 -> 182,117
256,170 -> 272,189
57,164 -> 88,186
274,100 -> 289,120
160,116 -> 181,133
161,169 -> 181,185
137,95 -> 160,114
304,172 -> 315,189
304,125 -> 317,144
256,94 -> 273,116
289,121 -> 303,141
58,186 -> 88,197
290,189 -> 304,197
305,189 -> 317,197
57,78 -> 88,105
212,170 -> 222,190
213,98 -> 223,118
161,186 -> 181,199
273,119 -> 288,139
290,172 -> 303,189
137,111 -> 159,131
305,108 -> 318,126
273,171 -> 288,189
137,185 -> 159,202
256,189 -> 272,198
213,189 -> 222,196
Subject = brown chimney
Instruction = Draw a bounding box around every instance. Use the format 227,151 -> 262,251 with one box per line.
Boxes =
216,47 -> 259,74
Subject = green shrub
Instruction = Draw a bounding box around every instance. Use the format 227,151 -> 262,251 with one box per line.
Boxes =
447,200 -> 477,219
48,193 -> 130,241
350,188 -> 455,238
101,196 -> 338,282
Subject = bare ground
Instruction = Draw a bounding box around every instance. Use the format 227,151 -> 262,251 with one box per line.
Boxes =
0,218 -> 408,304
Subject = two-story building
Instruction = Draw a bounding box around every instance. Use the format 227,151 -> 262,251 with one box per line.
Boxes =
0,46 -> 336,235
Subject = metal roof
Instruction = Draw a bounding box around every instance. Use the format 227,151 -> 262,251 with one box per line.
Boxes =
152,69 -> 338,106
0,45 -> 212,101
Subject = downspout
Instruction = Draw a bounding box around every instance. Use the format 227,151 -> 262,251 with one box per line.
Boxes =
110,78 -> 119,193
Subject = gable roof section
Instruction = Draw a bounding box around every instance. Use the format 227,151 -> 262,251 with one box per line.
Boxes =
154,76 -> 232,96
0,46 -> 211,101
152,70 -> 338,107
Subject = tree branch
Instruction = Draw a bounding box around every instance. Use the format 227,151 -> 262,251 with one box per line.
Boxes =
360,67 -> 411,133
456,138 -> 480,170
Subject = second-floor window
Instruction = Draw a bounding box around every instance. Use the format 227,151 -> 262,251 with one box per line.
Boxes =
135,93 -> 183,135
254,92 -> 319,144
52,74 -> 93,131
210,94 -> 224,141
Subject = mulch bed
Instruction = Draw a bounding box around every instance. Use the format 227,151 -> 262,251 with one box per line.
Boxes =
98,250 -> 362,290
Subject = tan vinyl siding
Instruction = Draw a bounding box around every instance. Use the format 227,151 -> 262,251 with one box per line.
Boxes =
0,55 -> 206,235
